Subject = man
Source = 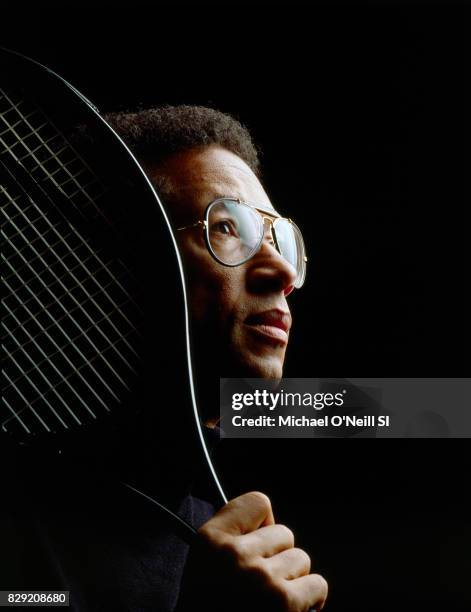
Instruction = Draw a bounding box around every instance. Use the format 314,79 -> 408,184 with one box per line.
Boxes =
2,105 -> 326,612
104,106 -> 328,612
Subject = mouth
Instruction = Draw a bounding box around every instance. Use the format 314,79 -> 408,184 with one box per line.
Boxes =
244,309 -> 292,345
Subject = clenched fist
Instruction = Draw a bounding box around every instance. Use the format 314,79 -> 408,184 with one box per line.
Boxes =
176,491 -> 328,612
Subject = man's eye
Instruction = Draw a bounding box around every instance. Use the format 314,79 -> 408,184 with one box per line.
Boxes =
211,219 -> 239,237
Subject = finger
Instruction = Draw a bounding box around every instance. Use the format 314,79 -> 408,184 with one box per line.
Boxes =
235,524 -> 295,558
284,573 -> 328,611
264,547 -> 311,580
199,491 -> 274,537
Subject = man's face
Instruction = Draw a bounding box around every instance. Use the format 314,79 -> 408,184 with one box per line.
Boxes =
144,145 -> 297,379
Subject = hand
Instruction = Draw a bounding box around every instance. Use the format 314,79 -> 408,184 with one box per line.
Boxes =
178,491 -> 328,612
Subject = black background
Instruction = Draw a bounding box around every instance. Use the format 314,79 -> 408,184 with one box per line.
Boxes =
1,1 -> 467,611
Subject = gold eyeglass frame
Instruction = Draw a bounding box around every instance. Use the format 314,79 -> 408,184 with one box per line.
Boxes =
176,197 -> 307,287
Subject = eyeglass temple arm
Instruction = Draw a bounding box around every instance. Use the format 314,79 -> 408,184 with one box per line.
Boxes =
176,220 -> 207,232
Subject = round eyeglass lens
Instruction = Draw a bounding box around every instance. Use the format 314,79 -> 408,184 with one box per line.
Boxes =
274,218 -> 306,288
206,200 -> 263,265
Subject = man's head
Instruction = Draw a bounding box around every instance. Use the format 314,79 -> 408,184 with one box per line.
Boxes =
105,106 -> 297,380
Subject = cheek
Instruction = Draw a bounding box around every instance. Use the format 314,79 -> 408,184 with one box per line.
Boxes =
180,243 -> 246,325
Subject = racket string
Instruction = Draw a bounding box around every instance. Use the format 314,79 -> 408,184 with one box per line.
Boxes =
1,87 -> 110,224
2,192 -> 140,373
2,325 -> 139,429
1,88 -> 141,435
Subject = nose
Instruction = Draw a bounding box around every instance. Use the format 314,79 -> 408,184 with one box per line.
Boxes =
246,231 -> 297,296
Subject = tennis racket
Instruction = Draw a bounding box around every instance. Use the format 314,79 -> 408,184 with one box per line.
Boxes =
0,48 -> 227,541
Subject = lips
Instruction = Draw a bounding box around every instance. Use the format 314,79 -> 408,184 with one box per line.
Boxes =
244,309 -> 292,344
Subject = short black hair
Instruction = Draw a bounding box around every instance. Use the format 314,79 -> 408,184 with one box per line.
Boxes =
103,105 -> 261,176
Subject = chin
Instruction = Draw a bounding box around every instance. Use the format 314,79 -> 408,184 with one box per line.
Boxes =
222,326 -> 286,379
232,351 -> 285,379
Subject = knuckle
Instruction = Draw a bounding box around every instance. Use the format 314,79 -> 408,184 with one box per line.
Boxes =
198,524 -> 231,553
233,553 -> 273,584
277,524 -> 295,546
230,537 -> 251,563
213,536 -> 251,571
313,574 -> 329,601
243,556 -> 266,578
293,547 -> 311,571
233,547 -> 272,580
246,491 -> 272,511
267,580 -> 302,612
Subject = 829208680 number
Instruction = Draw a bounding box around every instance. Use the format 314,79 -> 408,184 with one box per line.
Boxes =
0,591 -> 69,606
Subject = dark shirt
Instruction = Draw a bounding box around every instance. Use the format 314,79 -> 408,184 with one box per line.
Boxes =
1,427 -> 220,611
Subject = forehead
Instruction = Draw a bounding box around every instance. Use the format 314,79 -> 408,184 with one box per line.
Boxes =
150,145 -> 277,223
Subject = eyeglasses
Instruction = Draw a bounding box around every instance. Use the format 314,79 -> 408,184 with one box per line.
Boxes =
176,197 -> 307,289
